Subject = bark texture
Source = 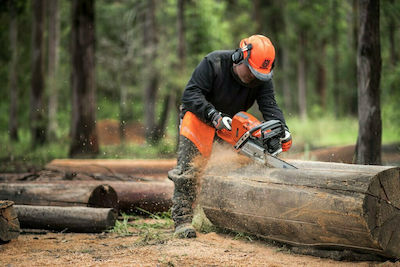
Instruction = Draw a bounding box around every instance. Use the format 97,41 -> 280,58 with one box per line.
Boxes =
15,205 -> 117,233
8,2 -> 19,141
200,160 -> 400,258
69,0 -> 99,157
0,183 -> 118,210
355,0 -> 382,165
30,0 -> 47,146
47,0 -> 60,141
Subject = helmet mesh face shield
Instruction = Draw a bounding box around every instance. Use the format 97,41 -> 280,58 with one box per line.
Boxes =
240,35 -> 275,82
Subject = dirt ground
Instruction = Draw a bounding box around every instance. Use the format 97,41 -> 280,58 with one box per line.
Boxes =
2,223 -> 399,267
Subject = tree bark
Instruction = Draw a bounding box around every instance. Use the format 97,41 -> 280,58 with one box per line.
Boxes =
30,0 -> 47,146
143,0 -> 159,142
47,0 -> 60,141
69,0 -> 99,157
200,162 -> 400,258
0,201 -> 20,242
175,0 -> 186,148
15,205 -> 116,233
297,30 -> 307,119
45,158 -> 176,177
0,183 -> 118,210
332,0 -> 340,117
355,0 -> 382,165
315,40 -> 327,110
8,2 -> 19,142
107,180 -> 173,213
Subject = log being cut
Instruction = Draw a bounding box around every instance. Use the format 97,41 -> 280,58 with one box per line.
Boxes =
14,205 -> 117,233
0,200 -> 20,242
199,159 -> 400,258
0,183 -> 118,210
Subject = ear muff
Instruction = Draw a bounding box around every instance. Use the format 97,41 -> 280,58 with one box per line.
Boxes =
231,48 -> 243,64
231,44 -> 253,64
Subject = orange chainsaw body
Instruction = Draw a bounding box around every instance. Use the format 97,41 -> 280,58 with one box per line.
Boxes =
216,112 -> 263,146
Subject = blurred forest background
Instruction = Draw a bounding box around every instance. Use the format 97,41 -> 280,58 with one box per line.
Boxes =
0,0 -> 399,171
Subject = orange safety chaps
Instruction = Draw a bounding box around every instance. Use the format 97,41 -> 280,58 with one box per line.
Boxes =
179,111 -> 215,157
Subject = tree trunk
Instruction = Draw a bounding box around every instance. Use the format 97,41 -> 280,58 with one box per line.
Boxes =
297,30 -> 307,120
315,40 -> 327,110
175,0 -> 186,148
143,0 -> 159,142
47,0 -> 60,141
0,183 -> 118,210
332,0 -> 340,117
15,205 -> 116,233
153,94 -> 172,142
8,3 -> 19,142
355,0 -> 382,165
0,201 -> 20,242
30,0 -> 47,146
388,0 -> 398,67
69,0 -> 99,157
279,0 -> 292,113
199,162 -> 400,258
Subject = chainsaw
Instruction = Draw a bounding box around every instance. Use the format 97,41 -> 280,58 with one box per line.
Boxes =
217,112 -> 297,169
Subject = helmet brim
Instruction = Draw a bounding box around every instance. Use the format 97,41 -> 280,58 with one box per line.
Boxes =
244,60 -> 273,82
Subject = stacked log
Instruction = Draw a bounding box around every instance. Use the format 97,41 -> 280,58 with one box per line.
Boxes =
0,201 -> 20,242
15,205 -> 117,233
46,159 -> 176,178
199,160 -> 400,258
0,183 -> 118,210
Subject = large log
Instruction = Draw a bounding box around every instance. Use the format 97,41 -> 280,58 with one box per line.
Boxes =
14,205 -> 117,233
0,183 -> 118,210
0,201 -> 20,242
199,160 -> 400,258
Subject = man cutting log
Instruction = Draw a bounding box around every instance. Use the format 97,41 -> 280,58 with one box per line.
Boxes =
169,34 -> 292,238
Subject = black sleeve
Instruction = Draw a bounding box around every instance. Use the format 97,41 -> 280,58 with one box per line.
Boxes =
181,57 -> 216,122
256,80 -> 288,129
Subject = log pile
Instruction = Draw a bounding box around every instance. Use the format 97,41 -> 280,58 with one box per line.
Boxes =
0,159 -> 175,233
199,159 -> 400,258
0,201 -> 20,242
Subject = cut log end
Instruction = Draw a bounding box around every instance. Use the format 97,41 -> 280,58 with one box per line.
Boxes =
88,184 -> 118,210
0,200 -> 20,242
364,168 -> 400,258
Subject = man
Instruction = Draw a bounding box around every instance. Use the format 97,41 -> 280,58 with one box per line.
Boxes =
168,34 -> 292,238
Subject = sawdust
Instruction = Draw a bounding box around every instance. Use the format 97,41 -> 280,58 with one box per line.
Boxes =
1,229 -> 394,266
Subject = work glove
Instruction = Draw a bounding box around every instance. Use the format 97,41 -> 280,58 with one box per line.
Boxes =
281,130 -> 292,152
207,109 -> 232,131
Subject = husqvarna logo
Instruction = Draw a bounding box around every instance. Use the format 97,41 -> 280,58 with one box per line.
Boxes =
260,59 -> 270,69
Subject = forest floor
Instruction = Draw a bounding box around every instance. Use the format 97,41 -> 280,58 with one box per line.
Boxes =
1,222 -> 399,267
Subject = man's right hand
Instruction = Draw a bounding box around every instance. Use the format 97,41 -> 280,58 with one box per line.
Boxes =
208,109 -> 231,131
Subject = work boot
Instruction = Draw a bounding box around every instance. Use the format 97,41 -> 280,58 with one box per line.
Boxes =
168,166 -> 198,238
173,223 -> 197,238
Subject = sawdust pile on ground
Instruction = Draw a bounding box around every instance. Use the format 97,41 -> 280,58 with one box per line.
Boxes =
2,225 -> 394,266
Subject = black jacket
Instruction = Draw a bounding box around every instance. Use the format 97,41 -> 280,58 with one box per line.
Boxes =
181,50 -> 287,128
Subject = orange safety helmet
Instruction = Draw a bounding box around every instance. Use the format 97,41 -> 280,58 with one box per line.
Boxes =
231,34 -> 275,81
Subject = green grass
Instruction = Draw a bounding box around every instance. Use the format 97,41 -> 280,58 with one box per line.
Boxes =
109,211 -> 174,245
286,115 -> 399,150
